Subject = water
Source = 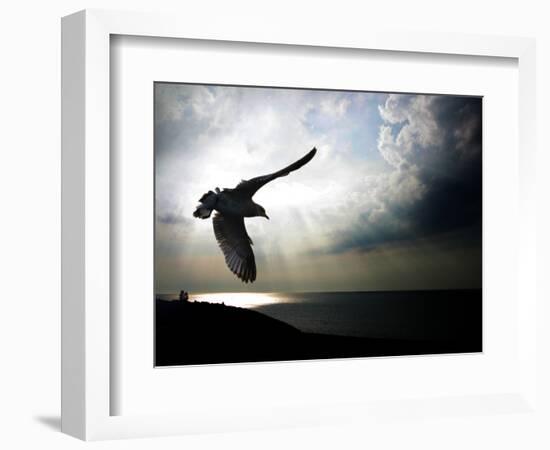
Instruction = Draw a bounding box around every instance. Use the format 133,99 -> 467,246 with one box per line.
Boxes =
156,289 -> 481,341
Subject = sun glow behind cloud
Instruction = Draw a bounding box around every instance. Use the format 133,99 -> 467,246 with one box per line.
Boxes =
155,84 -> 482,293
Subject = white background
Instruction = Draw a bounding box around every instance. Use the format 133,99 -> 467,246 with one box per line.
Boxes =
0,1 -> 548,449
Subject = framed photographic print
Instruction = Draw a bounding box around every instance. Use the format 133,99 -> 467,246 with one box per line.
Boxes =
62,9 -> 538,441
153,83 -> 483,367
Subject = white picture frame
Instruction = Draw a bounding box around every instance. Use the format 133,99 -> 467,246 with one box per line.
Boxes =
61,9 -> 538,441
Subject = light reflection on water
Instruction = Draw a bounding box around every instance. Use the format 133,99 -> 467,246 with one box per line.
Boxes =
161,292 -> 291,309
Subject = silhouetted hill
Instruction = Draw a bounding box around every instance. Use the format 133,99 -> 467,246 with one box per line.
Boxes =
155,299 -> 481,366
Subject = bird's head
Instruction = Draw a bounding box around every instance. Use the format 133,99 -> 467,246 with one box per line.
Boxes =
255,204 -> 269,220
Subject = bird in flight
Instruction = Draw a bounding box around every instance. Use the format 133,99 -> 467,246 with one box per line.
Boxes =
193,147 -> 317,283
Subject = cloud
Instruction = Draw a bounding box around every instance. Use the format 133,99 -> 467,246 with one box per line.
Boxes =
319,94 -> 351,119
154,84 -> 378,253
157,211 -> 191,225
154,84 -> 482,291
331,94 -> 482,253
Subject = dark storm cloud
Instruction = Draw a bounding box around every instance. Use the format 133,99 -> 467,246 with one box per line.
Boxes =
331,95 -> 482,253
157,211 -> 191,225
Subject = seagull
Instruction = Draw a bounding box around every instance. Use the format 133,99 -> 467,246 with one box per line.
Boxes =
193,147 -> 317,283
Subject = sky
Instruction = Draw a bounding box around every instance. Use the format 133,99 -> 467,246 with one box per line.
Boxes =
155,83 -> 482,293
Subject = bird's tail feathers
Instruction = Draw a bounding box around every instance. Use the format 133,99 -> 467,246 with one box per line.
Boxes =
193,206 -> 212,219
193,190 -> 218,219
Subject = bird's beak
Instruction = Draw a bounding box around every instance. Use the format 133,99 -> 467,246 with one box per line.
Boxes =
264,214 -> 270,220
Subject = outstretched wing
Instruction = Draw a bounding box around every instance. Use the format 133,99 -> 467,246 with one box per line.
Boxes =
235,147 -> 317,197
213,213 -> 256,283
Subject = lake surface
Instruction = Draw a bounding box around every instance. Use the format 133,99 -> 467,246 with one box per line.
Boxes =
156,289 -> 482,342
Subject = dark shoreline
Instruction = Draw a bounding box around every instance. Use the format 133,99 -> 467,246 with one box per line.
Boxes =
155,297 -> 481,366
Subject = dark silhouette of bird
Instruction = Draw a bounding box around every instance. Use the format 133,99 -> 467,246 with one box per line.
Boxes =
193,147 -> 317,283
